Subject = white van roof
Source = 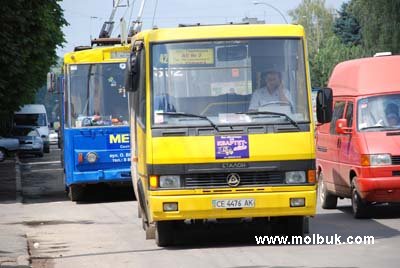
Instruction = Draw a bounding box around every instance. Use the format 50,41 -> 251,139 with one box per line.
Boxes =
15,104 -> 47,114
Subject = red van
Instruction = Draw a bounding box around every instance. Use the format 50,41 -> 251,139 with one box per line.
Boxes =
316,55 -> 400,218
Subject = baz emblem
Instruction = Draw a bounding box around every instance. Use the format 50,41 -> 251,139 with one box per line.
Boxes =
226,173 -> 241,187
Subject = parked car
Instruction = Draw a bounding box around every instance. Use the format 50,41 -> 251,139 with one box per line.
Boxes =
49,129 -> 58,145
0,136 -> 19,162
11,127 -> 44,157
14,104 -> 50,153
316,55 -> 400,218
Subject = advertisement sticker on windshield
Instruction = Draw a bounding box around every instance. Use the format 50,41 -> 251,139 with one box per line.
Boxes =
215,135 -> 249,159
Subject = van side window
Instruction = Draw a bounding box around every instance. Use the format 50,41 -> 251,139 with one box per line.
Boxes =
345,102 -> 353,127
330,101 -> 346,134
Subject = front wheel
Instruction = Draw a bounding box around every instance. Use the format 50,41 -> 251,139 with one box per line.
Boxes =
318,171 -> 338,209
351,178 -> 370,219
68,184 -> 85,201
155,221 -> 175,247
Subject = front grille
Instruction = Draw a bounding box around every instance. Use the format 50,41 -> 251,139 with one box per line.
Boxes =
184,171 -> 284,188
392,155 -> 400,165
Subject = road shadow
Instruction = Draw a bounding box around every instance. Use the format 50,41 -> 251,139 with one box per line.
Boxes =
161,209 -> 400,249
75,184 -> 136,204
338,203 -> 400,219
22,184 -> 136,204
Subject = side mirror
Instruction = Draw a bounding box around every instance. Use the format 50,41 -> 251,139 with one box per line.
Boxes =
125,43 -> 143,92
47,72 -> 56,92
316,88 -> 333,124
335,118 -> 352,134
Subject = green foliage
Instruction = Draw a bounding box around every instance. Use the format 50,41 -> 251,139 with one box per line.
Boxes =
350,0 -> 400,54
311,35 -> 366,87
288,0 -> 335,56
0,0 -> 67,118
333,2 -> 361,45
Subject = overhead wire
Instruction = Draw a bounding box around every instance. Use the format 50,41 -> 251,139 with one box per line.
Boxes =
152,0 -> 159,27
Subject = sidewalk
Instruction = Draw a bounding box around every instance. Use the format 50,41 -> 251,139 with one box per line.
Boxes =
0,158 -> 30,268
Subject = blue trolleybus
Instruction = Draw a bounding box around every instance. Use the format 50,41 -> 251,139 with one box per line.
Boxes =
61,44 -> 131,201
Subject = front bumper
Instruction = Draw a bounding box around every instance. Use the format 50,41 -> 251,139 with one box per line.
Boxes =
67,168 -> 131,186
356,176 -> 400,202
149,186 -> 316,222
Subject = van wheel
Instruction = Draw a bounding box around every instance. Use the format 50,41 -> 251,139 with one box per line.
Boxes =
351,179 -> 370,219
155,221 -> 175,247
318,171 -> 337,209
68,184 -> 85,201
44,144 -> 50,153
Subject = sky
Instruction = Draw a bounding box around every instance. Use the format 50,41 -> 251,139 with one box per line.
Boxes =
58,0 -> 346,56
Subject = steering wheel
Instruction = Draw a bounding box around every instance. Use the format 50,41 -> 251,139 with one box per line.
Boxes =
259,101 -> 292,109
82,117 -> 92,127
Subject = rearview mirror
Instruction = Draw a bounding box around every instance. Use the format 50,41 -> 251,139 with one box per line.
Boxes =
316,88 -> 333,124
125,46 -> 142,92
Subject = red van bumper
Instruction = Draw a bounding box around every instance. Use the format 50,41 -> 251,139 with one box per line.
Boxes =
356,176 -> 400,202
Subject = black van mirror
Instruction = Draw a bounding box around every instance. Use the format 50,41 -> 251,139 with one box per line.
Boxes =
316,88 -> 333,124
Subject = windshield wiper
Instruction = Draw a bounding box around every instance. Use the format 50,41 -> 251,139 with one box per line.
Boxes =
156,112 -> 220,131
360,125 -> 397,131
237,111 -> 300,130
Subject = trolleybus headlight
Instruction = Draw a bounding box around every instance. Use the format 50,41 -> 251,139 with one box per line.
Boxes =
86,152 -> 98,163
159,175 -> 181,188
285,171 -> 306,184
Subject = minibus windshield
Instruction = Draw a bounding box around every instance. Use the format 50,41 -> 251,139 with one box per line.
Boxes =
151,38 -> 309,128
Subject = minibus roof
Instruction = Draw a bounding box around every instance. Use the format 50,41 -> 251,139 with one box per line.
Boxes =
328,55 -> 400,97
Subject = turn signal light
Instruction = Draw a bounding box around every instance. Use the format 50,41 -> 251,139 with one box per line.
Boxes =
78,153 -> 84,164
361,155 -> 370,166
149,175 -> 159,189
308,170 -> 316,183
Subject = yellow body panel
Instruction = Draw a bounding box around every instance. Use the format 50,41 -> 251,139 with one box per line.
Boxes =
64,44 -> 130,64
149,186 -> 316,221
152,132 -> 314,164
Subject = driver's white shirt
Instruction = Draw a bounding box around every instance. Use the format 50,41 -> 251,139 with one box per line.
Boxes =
248,87 -> 291,110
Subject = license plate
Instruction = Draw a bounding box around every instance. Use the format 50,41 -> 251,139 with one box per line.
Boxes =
212,198 -> 255,209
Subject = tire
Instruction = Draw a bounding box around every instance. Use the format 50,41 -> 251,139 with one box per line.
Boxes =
44,144 -> 50,153
303,217 -> 310,234
286,216 -> 305,237
68,184 -> 85,201
37,152 -> 44,157
0,148 -> 6,162
155,221 -> 175,247
351,178 -> 370,219
318,171 -> 338,209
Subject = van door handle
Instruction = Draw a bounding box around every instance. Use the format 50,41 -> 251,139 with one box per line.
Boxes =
337,138 -> 341,148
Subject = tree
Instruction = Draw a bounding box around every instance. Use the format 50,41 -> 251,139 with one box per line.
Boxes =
0,1 -> 67,120
350,0 -> 400,54
312,35 -> 365,87
288,0 -> 335,56
333,2 -> 361,46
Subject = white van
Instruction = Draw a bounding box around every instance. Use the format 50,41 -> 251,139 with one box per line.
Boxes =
14,104 -> 50,153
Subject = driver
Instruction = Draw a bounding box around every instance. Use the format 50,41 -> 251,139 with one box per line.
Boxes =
248,70 -> 292,111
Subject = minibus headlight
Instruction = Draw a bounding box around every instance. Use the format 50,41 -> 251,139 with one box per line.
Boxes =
285,171 -> 306,184
86,152 -> 98,163
366,154 -> 392,166
159,175 -> 181,188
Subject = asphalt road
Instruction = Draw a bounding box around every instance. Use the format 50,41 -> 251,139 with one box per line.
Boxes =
4,146 -> 400,268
